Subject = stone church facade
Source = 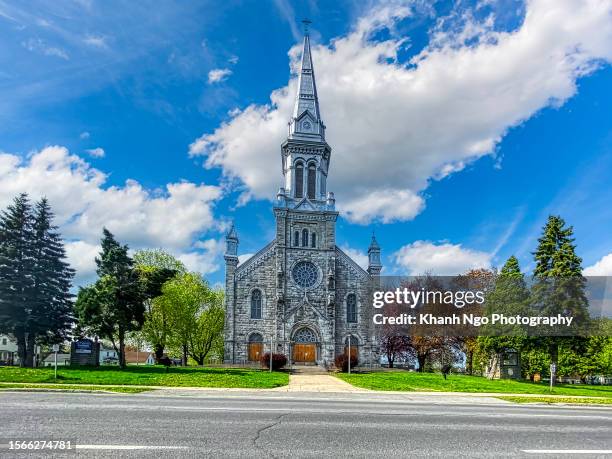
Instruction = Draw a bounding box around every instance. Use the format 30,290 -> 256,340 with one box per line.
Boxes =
223,29 -> 381,368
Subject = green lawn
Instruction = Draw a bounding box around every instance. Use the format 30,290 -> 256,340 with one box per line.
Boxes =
0,365 -> 289,389
498,396 -> 612,405
336,371 -> 612,398
0,383 -> 150,393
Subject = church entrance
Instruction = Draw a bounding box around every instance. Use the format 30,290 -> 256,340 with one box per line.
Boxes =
292,327 -> 318,363
293,344 -> 316,363
248,333 -> 263,362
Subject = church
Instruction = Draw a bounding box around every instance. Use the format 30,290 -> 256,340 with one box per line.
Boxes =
223,28 -> 381,368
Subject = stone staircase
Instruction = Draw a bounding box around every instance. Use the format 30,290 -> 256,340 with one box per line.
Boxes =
290,364 -> 330,375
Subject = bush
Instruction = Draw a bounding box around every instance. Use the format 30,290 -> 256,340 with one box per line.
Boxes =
260,353 -> 287,371
335,354 -> 358,372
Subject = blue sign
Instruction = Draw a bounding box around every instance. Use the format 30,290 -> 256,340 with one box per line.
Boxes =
74,340 -> 93,354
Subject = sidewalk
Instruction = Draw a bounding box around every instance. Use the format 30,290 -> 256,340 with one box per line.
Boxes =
273,374 -> 364,392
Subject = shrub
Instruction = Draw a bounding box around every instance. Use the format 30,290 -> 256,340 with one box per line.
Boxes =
335,354 -> 358,372
260,353 -> 287,370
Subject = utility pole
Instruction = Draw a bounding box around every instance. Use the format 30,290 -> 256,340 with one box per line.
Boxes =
348,335 -> 351,375
52,344 -> 59,379
269,336 -> 273,373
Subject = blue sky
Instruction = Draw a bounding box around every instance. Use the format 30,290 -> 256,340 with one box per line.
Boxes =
0,0 -> 611,286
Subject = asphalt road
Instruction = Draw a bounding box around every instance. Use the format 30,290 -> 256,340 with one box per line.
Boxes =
1,391 -> 612,458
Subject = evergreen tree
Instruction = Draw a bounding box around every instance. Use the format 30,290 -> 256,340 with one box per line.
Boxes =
30,199 -> 75,346
530,215 -> 589,380
477,256 -> 529,372
0,194 -> 36,366
75,229 -> 144,368
0,194 -> 74,367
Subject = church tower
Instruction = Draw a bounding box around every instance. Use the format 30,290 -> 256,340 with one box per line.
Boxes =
224,23 -> 381,367
273,22 -> 340,365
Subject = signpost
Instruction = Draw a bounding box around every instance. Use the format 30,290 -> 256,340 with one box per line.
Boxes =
550,363 -> 557,391
52,344 -> 60,379
347,335 -> 351,375
269,337 -> 273,373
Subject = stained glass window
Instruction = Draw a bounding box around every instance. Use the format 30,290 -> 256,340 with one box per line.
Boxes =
251,289 -> 262,319
292,261 -> 318,288
347,294 -> 357,323
294,328 -> 317,343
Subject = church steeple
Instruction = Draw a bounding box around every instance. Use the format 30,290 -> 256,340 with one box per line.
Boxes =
279,20 -> 333,211
288,20 -> 325,142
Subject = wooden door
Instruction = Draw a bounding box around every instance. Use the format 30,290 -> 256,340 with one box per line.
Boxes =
293,344 -> 316,362
344,346 -> 358,359
248,343 -> 263,362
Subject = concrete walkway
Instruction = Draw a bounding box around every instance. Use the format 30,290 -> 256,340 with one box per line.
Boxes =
274,374 -> 365,392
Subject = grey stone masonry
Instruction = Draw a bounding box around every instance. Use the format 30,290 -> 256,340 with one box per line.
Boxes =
223,26 -> 381,367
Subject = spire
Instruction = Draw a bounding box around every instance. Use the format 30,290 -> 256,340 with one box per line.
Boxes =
369,231 -> 380,251
225,223 -> 238,258
368,231 -> 382,276
288,19 -> 325,142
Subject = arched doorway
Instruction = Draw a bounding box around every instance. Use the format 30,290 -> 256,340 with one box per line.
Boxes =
248,333 -> 263,362
292,327 -> 317,363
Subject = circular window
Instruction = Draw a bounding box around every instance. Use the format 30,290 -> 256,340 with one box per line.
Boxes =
292,261 -> 319,288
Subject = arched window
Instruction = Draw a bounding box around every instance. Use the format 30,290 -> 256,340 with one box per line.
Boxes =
347,294 -> 357,323
294,230 -> 300,247
302,229 -> 308,247
307,164 -> 316,199
251,289 -> 262,319
311,232 -> 316,248
295,163 -> 304,198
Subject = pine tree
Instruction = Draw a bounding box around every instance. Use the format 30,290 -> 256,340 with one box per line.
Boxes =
0,194 -> 75,367
75,228 -> 144,368
0,194 -> 37,366
531,215 -> 589,380
31,198 -> 75,345
478,256 -> 529,366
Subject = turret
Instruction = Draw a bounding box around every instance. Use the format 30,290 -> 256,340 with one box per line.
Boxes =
367,232 -> 382,276
225,224 -> 239,259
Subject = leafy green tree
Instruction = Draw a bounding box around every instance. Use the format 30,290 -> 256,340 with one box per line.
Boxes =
134,249 -> 184,361
189,289 -> 225,365
161,272 -> 209,365
530,216 -> 589,379
75,229 -> 144,368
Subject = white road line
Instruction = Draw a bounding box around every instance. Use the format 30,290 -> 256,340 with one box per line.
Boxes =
523,450 -> 612,454
76,445 -> 188,450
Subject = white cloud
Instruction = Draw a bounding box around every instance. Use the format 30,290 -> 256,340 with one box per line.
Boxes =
85,147 -> 105,158
79,131 -> 90,139
177,239 -> 223,275
83,35 -> 108,49
339,245 -> 369,270
228,55 -> 239,64
238,253 -> 254,265
584,253 -> 612,276
0,146 -> 223,285
190,0 -> 612,224
65,240 -> 100,286
207,68 -> 232,84
393,240 -> 492,275
22,38 -> 69,60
